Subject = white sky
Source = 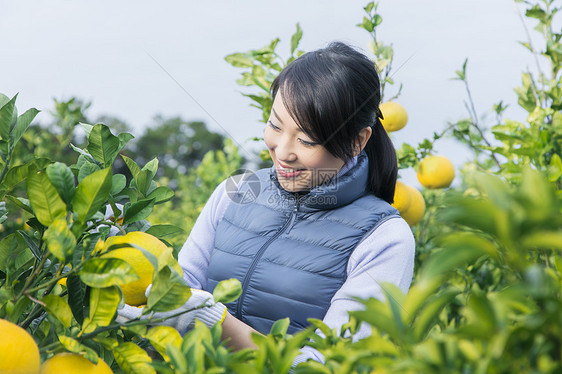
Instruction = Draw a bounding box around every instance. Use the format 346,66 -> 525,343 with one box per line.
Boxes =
1,0 -> 550,186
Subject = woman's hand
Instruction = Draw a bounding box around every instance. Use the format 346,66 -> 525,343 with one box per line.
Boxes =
116,287 -> 226,335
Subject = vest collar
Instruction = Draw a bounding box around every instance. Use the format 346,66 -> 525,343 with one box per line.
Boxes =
268,151 -> 369,212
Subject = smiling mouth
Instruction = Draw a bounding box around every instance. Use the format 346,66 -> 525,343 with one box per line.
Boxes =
276,163 -> 306,178
277,169 -> 303,177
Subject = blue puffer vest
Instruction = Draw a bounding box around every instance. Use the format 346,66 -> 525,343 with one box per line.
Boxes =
205,152 -> 399,334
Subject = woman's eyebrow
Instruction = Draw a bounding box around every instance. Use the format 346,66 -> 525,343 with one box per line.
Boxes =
271,108 -> 284,124
271,108 -> 305,133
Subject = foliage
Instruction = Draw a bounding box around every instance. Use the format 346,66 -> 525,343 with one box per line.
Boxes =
149,138 -> 243,248
0,99 -> 239,372
225,23 -> 305,163
124,116 -> 229,185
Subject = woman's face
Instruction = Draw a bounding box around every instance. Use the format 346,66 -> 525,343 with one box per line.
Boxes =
264,93 -> 345,192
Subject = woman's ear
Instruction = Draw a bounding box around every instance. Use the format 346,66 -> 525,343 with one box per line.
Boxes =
353,126 -> 373,157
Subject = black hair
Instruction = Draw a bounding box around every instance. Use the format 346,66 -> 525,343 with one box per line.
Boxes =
270,41 -> 397,203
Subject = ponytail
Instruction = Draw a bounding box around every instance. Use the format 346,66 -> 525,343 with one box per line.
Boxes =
364,120 -> 397,204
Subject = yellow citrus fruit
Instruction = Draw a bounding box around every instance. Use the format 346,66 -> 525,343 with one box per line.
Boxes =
57,277 -> 67,287
40,353 -> 112,374
391,181 -> 412,213
100,231 -> 183,306
401,186 -> 426,226
417,155 -> 455,189
379,101 -> 408,132
0,318 -> 40,374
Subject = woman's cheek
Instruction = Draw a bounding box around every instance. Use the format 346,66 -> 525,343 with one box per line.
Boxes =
263,127 -> 275,150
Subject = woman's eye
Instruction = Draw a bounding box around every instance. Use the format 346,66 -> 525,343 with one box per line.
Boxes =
299,139 -> 317,147
268,121 -> 280,131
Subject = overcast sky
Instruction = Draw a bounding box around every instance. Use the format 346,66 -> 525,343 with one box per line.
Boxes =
1,0 -> 550,186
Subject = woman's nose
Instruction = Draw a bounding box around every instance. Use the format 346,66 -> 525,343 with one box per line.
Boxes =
273,136 -> 297,162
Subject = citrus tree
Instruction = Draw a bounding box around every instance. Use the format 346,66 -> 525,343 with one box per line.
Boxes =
0,96 -> 241,373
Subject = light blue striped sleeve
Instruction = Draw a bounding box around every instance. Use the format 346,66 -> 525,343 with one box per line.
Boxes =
177,179 -> 232,289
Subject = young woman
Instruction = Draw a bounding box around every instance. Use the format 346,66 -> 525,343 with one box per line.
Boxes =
121,41 -> 415,365
177,41 -> 414,363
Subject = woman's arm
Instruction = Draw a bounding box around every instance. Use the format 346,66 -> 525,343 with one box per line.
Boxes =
220,311 -> 260,351
177,179 -> 231,289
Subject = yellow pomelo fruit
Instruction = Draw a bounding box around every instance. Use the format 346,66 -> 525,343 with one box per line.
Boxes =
40,353 -> 112,374
0,318 -> 40,374
391,181 -> 412,213
100,231 -> 183,305
379,102 -> 408,132
417,155 -> 455,189
401,186 -> 426,226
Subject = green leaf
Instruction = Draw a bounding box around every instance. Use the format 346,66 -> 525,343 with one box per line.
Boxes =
87,124 -> 121,168
121,154 -> 141,179
79,122 -> 94,138
2,158 -> 50,193
144,326 -> 182,362
82,285 -> 122,334
350,298 -> 399,340
526,5 -> 546,21
212,278 -> 242,304
361,16 -> 374,32
46,162 -> 76,205
27,172 -> 67,226
112,342 -> 155,374
0,201 -> 5,223
118,132 -> 134,150
0,94 -> 17,141
403,277 -> 443,323
72,168 -> 112,224
413,289 -> 460,341
44,218 -> 76,261
147,186 -> 174,204
461,291 -> 498,337
123,198 -> 155,225
77,160 -> 101,183
270,318 -> 290,338
0,233 -> 34,276
59,336 -> 99,364
79,257 -> 139,287
380,282 -> 407,335
11,107 -> 39,146
145,225 -> 186,240
225,53 -> 254,68
438,196 -> 499,235
17,230 -> 41,260
42,295 -> 73,328
142,157 -> 158,176
521,231 -> 562,250
110,174 -> 127,196
422,233 -> 496,278
70,144 -> 101,167
290,23 -> 303,55
125,157 -> 157,197
147,266 -> 190,312
67,274 -> 86,325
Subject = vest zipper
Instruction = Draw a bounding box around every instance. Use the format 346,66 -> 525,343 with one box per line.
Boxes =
236,197 -> 300,320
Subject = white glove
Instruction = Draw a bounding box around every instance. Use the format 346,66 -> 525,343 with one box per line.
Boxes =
115,304 -> 144,323
117,287 -> 227,335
